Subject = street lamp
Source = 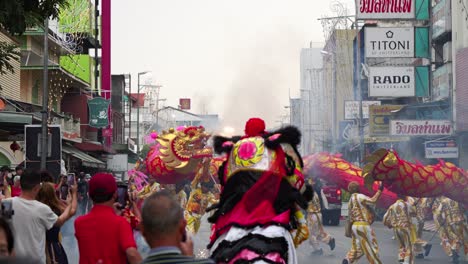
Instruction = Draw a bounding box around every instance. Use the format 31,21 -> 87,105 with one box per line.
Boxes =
137,71 -> 150,154
321,50 -> 337,153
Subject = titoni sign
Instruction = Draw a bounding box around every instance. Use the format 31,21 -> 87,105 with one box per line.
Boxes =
356,0 -> 415,19
365,27 -> 414,58
369,67 -> 415,97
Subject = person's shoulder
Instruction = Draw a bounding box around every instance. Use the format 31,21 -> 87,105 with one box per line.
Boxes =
143,255 -> 215,264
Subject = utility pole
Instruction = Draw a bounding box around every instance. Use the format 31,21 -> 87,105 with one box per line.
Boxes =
356,18 -> 365,166
40,18 -> 49,170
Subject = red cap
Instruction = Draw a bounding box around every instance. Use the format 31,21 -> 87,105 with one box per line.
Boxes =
89,173 -> 117,197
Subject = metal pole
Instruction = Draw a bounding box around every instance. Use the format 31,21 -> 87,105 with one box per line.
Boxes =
128,74 -> 131,139
332,53 -> 337,153
137,74 -> 140,155
40,18 -> 49,170
94,0 -> 99,93
356,19 -> 365,166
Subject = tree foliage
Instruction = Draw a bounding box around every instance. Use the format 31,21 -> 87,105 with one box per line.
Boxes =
0,0 -> 69,75
0,41 -> 20,75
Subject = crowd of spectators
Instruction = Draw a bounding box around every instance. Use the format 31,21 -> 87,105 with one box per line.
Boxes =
0,169 -> 214,264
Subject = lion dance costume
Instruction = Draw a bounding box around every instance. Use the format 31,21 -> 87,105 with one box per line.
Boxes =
207,118 -> 313,264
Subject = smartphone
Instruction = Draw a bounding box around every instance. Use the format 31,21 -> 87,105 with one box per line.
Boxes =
116,185 -> 128,209
67,173 -> 75,186
60,185 -> 69,200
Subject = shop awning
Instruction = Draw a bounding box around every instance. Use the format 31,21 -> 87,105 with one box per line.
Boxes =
62,145 -> 106,169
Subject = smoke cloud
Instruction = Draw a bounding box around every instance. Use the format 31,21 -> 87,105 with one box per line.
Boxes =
221,25 -> 304,134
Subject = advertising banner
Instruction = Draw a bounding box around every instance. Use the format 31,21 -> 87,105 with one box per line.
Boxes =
390,120 -> 453,136
369,67 -> 415,97
369,105 -> 403,136
345,101 -> 381,119
425,141 -> 458,159
356,0 -> 415,19
88,97 -> 110,128
365,27 -> 414,58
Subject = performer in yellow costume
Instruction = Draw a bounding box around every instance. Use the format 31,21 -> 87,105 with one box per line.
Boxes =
383,196 -> 416,264
436,197 -> 468,263
185,181 -> 217,235
342,181 -> 383,264
307,180 -> 335,255
406,197 -> 432,258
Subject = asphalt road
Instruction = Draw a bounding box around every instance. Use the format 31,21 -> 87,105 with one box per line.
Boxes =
62,211 -> 467,264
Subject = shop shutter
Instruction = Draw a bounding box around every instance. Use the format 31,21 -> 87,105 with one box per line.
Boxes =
415,66 -> 430,97
416,0 -> 430,20
415,27 -> 430,58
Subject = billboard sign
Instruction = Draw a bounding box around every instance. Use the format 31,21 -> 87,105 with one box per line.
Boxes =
356,0 -> 415,19
425,141 -> 458,159
369,67 -> 415,97
365,27 -> 414,58
390,120 -> 453,136
179,98 -> 191,110
344,100 -> 381,119
369,105 -> 403,136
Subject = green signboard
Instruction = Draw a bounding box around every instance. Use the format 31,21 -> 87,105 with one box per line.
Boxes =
88,97 -> 110,128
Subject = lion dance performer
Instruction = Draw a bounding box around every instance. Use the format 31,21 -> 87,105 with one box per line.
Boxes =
435,197 -> 468,263
383,195 -> 417,264
307,179 -> 335,255
207,118 -> 313,264
343,181 -> 384,264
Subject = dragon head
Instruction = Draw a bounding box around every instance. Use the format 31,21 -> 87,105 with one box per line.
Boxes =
362,148 -> 399,191
157,126 -> 213,169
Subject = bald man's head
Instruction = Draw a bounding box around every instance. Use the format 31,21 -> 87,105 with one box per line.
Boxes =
141,190 -> 184,238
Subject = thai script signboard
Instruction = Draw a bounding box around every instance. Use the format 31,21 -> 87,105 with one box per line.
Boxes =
390,120 -> 453,136
425,141 -> 458,159
356,0 -> 415,19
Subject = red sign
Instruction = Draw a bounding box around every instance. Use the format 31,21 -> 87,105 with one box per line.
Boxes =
179,98 -> 191,110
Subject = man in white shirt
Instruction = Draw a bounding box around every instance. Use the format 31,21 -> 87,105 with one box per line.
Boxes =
5,169 -> 71,263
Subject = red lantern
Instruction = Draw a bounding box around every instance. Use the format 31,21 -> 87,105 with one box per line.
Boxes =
10,141 -> 20,152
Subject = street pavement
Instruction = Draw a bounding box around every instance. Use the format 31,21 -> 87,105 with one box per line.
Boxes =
61,211 -> 467,264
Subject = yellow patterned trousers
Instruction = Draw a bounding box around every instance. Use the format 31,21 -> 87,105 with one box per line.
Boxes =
184,211 -> 201,235
394,227 -> 414,264
446,221 -> 468,257
345,222 -> 382,264
308,212 -> 331,251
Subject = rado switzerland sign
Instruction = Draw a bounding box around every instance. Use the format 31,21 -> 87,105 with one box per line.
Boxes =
365,27 -> 414,58
369,67 -> 415,97
356,0 -> 415,19
390,120 -> 453,136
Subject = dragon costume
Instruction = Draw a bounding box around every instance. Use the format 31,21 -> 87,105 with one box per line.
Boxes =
303,153 -> 397,208
207,118 -> 313,264
362,149 -> 468,207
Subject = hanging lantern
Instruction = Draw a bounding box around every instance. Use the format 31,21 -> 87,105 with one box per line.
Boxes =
10,141 -> 20,152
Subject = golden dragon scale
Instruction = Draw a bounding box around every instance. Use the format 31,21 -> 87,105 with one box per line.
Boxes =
303,153 -> 397,208
362,149 -> 468,207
